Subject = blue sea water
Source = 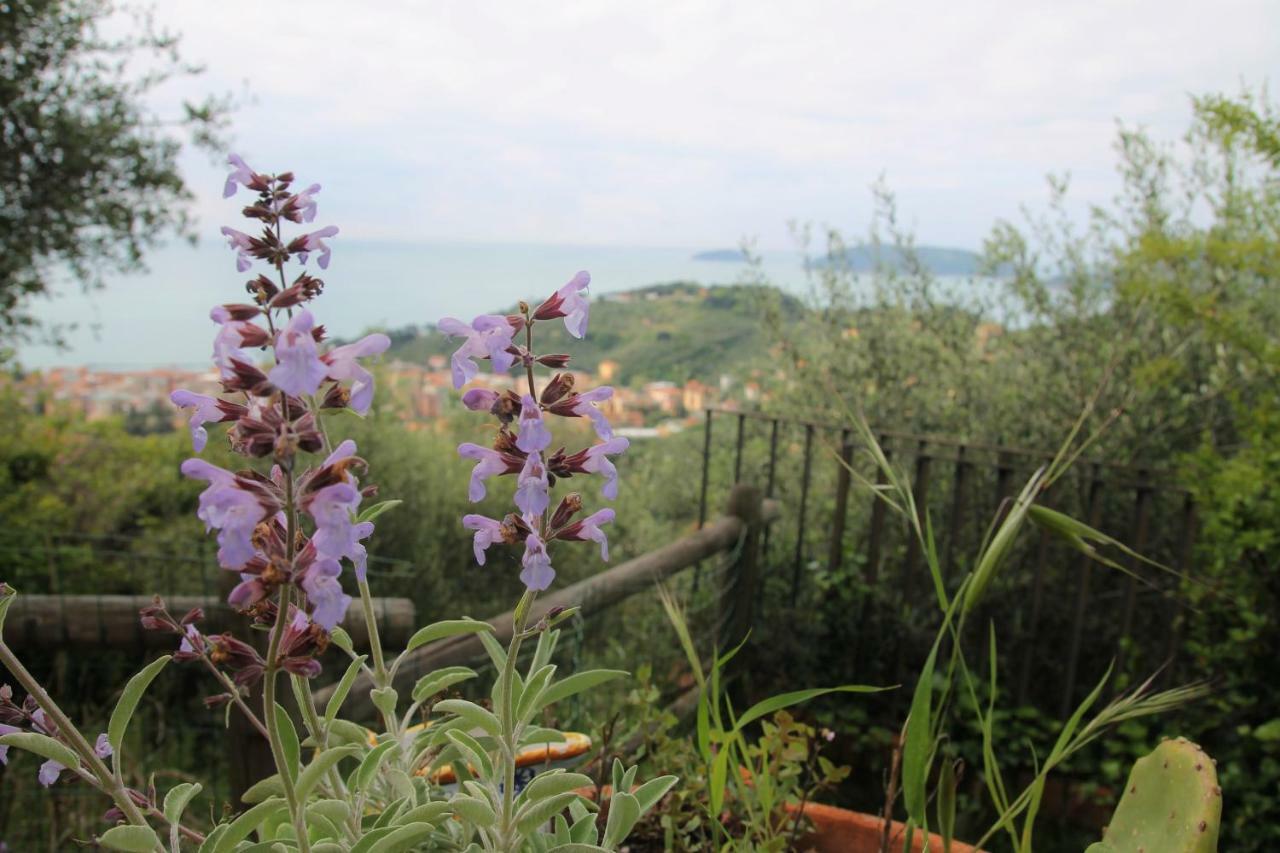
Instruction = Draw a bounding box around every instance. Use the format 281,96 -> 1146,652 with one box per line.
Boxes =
17,240 -> 814,369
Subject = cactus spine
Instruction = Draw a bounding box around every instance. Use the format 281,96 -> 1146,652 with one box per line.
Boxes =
1085,737 -> 1221,853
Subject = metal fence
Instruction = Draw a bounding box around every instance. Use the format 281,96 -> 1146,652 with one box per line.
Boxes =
696,406 -> 1199,718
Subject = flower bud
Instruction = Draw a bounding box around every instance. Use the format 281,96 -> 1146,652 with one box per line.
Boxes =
203,693 -> 234,709
221,359 -> 276,397
493,392 -> 520,424
320,383 -> 350,410
493,429 -> 519,454
533,290 -> 567,320
536,353 -> 571,368
218,303 -> 262,321
540,372 -> 575,405
237,324 -> 271,348
246,275 -> 278,304
549,493 -> 583,529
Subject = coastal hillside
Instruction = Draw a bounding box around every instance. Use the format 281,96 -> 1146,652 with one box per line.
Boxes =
378,282 -> 805,385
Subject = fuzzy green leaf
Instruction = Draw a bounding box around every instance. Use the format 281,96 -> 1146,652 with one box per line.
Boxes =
536,670 -> 629,712
0,731 -> 81,771
632,775 -> 678,813
357,500 -> 403,524
163,782 -> 202,828
412,666 -> 478,703
433,699 -> 500,739
323,655 -> 368,725
98,824 -> 161,851
403,619 -> 494,655
0,586 -> 15,636
603,790 -> 641,848
367,823 -> 436,853
273,703 -> 300,783
355,740 -> 399,793
211,797 -> 286,853
108,655 -> 171,753
451,795 -> 497,827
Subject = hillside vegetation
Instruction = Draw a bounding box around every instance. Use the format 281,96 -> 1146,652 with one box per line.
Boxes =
377,281 -> 806,385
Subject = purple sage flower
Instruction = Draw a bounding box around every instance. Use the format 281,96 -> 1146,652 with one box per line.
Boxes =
38,758 -> 63,787
269,309 -> 328,397
223,153 -> 256,198
438,315 -> 517,388
323,439 -> 358,467
295,225 -> 339,269
306,482 -> 370,574
170,390 -> 224,452
36,732 -> 109,787
515,395 -> 552,453
177,624 -> 203,658
561,508 -> 616,560
299,557 -> 351,631
462,514 -> 505,565
292,183 -> 321,222
582,438 -> 629,500
557,271 -> 591,338
535,271 -> 591,338
462,388 -> 500,412
324,332 -> 391,414
458,443 -> 513,502
219,226 -> 256,272
0,722 -> 17,765
181,459 -> 270,570
572,387 -> 614,440
520,533 -> 555,591
209,302 -> 270,376
515,451 -> 550,519
227,572 -> 269,611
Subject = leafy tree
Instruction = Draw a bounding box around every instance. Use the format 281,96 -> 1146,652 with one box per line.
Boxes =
0,0 -> 230,348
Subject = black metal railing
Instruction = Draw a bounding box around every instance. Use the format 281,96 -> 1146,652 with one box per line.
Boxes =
697,406 -> 1198,717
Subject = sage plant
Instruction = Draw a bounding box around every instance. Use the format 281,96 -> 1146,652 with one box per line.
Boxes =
0,156 -> 674,852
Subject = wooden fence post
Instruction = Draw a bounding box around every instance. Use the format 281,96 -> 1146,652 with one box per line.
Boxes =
720,483 -> 764,691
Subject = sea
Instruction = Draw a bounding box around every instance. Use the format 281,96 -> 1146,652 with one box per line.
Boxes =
15,240 -> 816,370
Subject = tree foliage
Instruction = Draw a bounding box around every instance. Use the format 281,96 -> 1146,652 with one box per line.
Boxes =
0,0 -> 229,347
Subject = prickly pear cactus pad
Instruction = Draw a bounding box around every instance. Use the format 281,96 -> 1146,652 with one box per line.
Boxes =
1085,737 -> 1221,853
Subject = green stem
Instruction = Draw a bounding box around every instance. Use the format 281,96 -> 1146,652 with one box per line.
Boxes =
357,577 -> 399,742
202,652 -> 270,740
497,590 -> 536,852
263,584 -> 312,853
359,577 -> 388,685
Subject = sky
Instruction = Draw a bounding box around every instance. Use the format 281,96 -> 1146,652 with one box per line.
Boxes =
141,2 -> 1279,251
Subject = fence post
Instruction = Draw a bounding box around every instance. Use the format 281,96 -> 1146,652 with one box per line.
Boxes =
720,483 -> 764,689
827,429 -> 853,574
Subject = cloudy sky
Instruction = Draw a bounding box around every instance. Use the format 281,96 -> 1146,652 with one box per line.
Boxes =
153,0 -> 1278,251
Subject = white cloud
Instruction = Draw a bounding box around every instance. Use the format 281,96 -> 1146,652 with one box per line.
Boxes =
153,0 -> 1279,249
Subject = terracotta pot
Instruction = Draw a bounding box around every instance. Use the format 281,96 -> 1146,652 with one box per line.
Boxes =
787,802 -> 984,853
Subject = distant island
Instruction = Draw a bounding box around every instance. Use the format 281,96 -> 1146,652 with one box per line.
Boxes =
692,248 -> 749,262
694,243 -> 990,276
